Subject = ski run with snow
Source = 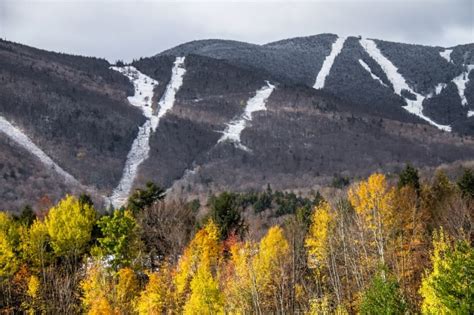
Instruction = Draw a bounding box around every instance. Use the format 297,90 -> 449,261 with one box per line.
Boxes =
219,81 -> 275,151
452,65 -> 474,107
313,36 -> 346,89
359,38 -> 451,132
0,116 -> 79,185
358,59 -> 388,87
109,57 -> 186,208
439,49 -> 453,63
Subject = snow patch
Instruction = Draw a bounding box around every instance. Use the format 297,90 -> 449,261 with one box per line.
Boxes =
0,116 -> 79,185
358,59 -> 388,87
439,49 -> 453,63
219,81 -> 275,151
452,65 -> 474,106
313,36 -> 346,89
468,111 -> 474,118
109,57 -> 186,208
360,38 -> 451,132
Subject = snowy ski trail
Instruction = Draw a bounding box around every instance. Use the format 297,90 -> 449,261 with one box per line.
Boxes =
109,57 -> 186,208
0,116 -> 80,185
439,49 -> 453,63
359,38 -> 451,132
358,59 -> 388,87
452,65 -> 474,107
313,36 -> 346,89
218,81 -> 275,151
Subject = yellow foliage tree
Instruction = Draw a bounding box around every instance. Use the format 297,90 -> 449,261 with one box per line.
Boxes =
114,267 -> 139,314
223,241 -> 255,313
348,173 -> 395,267
45,195 -> 96,258
183,263 -> 224,314
305,200 -> 333,269
21,219 -> 51,269
174,220 -> 222,311
253,226 -> 289,312
0,212 -> 20,278
81,262 -> 114,315
136,264 -> 174,315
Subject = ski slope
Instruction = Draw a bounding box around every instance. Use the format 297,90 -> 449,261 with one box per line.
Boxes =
219,81 -> 275,151
452,65 -> 474,106
0,116 -> 79,185
358,59 -> 388,87
109,57 -> 186,208
439,49 -> 453,63
360,38 -> 451,132
313,36 -> 346,89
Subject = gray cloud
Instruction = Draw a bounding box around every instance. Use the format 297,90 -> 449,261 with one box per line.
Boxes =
1,0 -> 472,62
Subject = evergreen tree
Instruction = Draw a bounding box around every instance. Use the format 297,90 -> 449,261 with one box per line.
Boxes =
420,229 -> 473,314
457,168 -> 474,198
398,164 -> 420,193
208,192 -> 245,240
359,271 -> 407,315
127,182 -> 165,214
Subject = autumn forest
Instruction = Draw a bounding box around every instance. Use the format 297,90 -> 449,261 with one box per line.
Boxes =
0,167 -> 473,314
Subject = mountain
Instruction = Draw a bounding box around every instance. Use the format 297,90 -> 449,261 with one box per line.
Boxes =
1,35 -> 473,211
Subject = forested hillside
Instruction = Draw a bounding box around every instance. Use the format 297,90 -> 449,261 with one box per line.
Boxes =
1,167 -> 472,314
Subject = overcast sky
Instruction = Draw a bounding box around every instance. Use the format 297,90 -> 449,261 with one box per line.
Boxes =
1,0 -> 472,62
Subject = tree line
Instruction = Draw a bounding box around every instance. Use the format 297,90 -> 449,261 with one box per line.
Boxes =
0,167 -> 473,314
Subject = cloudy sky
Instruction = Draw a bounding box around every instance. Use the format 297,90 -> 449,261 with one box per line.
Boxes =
1,0 -> 472,62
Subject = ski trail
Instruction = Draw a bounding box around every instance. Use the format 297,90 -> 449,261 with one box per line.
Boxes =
360,38 -> 451,132
358,59 -> 388,87
439,49 -> 453,63
452,65 -> 474,106
0,116 -> 80,185
313,36 -> 346,89
109,57 -> 186,208
218,81 -> 275,151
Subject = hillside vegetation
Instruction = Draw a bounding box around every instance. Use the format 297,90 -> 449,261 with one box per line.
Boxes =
1,167 -> 472,314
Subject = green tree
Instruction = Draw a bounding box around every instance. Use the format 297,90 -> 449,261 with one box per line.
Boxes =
127,182 -> 165,213
15,205 -> 36,227
398,164 -> 420,194
359,271 -> 407,315
96,209 -> 140,270
420,229 -> 473,314
457,168 -> 474,198
208,192 -> 245,240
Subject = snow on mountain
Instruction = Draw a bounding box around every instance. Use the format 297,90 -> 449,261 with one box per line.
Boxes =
219,81 -> 275,151
156,57 -> 186,127
439,49 -> 453,63
0,116 -> 79,185
359,38 -> 451,132
110,66 -> 157,119
452,65 -> 474,107
109,57 -> 186,208
358,59 -> 388,87
313,36 -> 346,89
468,111 -> 474,117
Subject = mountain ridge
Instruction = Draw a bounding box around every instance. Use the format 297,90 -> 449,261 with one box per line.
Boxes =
1,34 -> 473,211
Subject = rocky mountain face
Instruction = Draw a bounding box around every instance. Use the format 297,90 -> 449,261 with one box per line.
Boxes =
1,35 -> 473,211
